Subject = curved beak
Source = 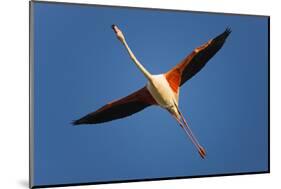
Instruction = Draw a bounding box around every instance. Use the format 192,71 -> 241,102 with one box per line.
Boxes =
111,24 -> 118,33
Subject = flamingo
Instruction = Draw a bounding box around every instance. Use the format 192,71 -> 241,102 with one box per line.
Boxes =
73,25 -> 231,159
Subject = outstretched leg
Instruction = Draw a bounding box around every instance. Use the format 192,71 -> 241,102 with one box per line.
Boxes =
177,110 -> 206,158
180,114 -> 206,159
171,105 -> 206,159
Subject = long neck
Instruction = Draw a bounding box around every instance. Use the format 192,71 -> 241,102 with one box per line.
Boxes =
122,39 -> 152,81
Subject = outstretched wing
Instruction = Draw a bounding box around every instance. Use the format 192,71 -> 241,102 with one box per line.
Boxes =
73,87 -> 156,125
165,28 -> 231,88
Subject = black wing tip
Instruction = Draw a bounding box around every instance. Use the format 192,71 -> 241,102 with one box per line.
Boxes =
72,119 -> 85,126
72,116 -> 101,125
224,27 -> 232,37
213,27 -> 231,42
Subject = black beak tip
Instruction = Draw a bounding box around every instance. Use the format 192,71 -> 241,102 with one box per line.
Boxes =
111,24 -> 116,29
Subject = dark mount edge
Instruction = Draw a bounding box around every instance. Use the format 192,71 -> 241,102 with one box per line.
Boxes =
29,1 -> 35,188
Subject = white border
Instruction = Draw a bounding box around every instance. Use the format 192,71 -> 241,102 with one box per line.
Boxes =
0,0 -> 279,189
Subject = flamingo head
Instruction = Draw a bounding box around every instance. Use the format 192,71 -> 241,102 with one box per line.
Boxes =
111,24 -> 125,42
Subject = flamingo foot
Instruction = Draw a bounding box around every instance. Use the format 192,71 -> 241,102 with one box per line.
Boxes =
198,146 -> 206,159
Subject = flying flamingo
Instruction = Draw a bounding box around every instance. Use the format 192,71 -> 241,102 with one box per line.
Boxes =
73,25 -> 231,159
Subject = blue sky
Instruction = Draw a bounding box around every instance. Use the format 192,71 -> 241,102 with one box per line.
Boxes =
33,2 -> 269,186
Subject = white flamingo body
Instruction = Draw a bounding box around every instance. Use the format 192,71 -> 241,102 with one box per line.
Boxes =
146,74 -> 180,118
